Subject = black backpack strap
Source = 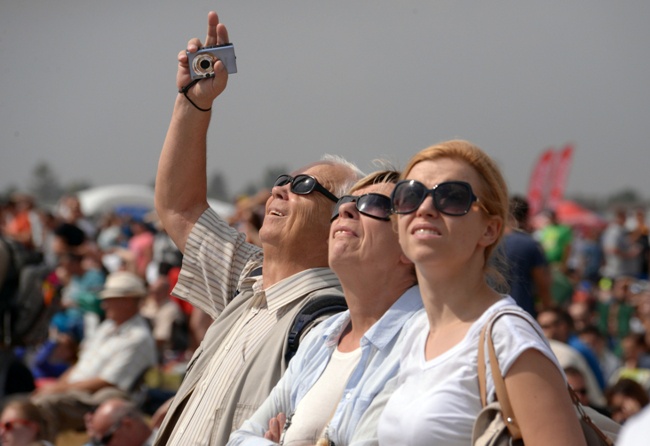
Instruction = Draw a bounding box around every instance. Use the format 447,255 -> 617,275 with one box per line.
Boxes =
248,266 -> 263,277
285,294 -> 348,365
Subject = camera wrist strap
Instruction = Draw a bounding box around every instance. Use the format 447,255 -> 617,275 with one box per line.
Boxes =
179,79 -> 212,112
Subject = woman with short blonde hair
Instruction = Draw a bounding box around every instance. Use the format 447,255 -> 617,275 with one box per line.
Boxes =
377,140 -> 586,445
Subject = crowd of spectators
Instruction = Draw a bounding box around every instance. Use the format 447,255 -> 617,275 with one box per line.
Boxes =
0,185 -> 649,444
503,197 -> 650,425
2,186 -> 650,444
1,191 -> 273,363
0,190 -> 264,444
2,4 -> 650,443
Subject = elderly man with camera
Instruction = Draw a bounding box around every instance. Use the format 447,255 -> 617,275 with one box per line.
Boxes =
152,10 -> 362,446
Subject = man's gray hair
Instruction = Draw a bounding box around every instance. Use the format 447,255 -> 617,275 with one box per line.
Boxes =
320,154 -> 365,197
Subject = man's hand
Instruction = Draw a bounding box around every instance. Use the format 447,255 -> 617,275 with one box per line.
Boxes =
177,11 -> 230,110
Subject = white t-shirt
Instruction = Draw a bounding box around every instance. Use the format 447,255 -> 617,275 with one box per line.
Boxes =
67,315 -> 156,391
282,347 -> 362,446
377,297 -> 561,446
617,405 -> 650,446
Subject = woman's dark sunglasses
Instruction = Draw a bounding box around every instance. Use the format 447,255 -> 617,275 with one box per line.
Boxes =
331,193 -> 392,222
273,174 -> 339,203
391,180 -> 480,216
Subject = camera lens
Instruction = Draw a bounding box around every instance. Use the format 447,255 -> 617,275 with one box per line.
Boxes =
191,53 -> 216,77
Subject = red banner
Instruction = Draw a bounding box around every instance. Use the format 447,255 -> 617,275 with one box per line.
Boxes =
546,144 -> 574,211
527,147 -> 556,217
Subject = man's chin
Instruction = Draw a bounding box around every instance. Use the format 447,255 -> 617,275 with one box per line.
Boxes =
258,225 -> 279,246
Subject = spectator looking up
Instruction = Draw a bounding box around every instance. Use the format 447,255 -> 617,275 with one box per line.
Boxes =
229,170 -> 422,445
366,140 -> 586,445
151,10 -> 363,446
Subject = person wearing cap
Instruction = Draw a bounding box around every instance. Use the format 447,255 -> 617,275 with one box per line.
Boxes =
31,271 -> 156,437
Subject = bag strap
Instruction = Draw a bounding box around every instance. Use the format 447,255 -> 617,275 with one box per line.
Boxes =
569,385 -> 616,446
478,309 -> 524,440
478,308 -> 615,445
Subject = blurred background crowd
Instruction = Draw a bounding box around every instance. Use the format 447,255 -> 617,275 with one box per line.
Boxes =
0,186 -> 648,445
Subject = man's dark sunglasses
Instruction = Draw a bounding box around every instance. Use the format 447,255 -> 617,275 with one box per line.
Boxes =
391,180 -> 480,216
273,174 -> 339,203
331,193 -> 393,222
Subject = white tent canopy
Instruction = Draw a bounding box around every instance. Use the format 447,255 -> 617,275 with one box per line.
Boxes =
77,184 -> 235,219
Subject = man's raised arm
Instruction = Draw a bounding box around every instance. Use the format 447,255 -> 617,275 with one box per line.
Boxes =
155,11 -> 230,252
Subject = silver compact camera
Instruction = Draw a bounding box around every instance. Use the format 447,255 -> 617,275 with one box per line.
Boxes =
187,44 -> 237,79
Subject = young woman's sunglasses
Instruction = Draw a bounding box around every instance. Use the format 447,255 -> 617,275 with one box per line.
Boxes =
391,180 -> 480,216
273,174 -> 339,203
331,193 -> 392,222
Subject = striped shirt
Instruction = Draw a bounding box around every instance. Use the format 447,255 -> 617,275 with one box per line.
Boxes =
164,208 -> 341,445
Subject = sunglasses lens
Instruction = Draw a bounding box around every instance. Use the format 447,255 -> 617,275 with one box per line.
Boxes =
357,194 -> 392,220
435,182 -> 472,215
290,175 -> 316,195
391,181 -> 427,214
273,175 -> 292,188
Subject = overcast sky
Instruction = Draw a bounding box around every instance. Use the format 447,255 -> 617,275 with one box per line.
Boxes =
2,1 -> 649,202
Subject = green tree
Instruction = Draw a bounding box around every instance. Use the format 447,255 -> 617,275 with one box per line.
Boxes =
29,161 -> 63,205
208,171 -> 230,201
261,166 -> 288,191
63,180 -> 93,195
239,166 -> 288,198
606,188 -> 641,207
